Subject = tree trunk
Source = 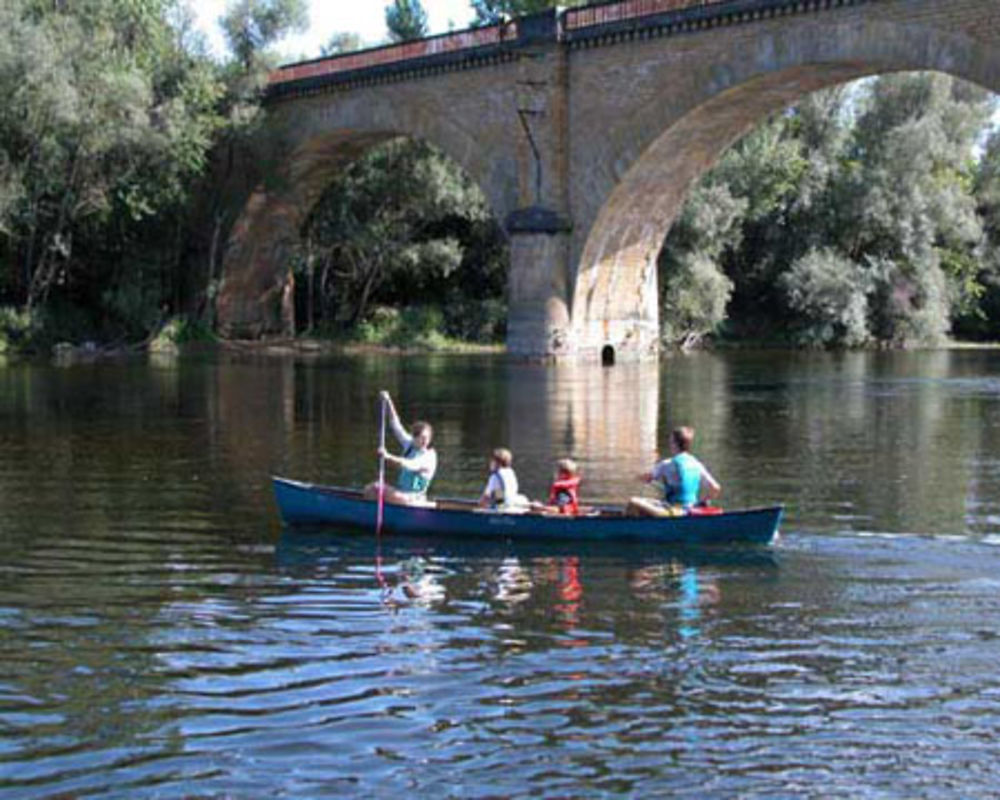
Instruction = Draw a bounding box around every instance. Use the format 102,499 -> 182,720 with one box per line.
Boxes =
306,238 -> 315,334
352,250 -> 380,326
281,268 -> 295,337
205,211 -> 224,326
28,148 -> 81,310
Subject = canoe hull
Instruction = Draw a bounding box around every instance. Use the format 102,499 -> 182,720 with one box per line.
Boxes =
273,477 -> 782,546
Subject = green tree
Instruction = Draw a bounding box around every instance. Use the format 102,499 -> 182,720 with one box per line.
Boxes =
300,138 -> 506,342
979,129 -> 1000,246
219,0 -> 308,71
967,129 -> 1000,338
0,0 -> 222,337
780,247 -> 873,347
659,183 -> 743,346
663,73 -> 995,348
385,0 -> 428,42
322,31 -> 364,56
835,74 -> 991,344
471,0 -> 585,25
187,0 -> 310,334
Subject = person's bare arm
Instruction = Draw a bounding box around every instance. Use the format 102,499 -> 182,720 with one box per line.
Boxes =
700,467 -> 721,500
379,390 -> 410,448
379,448 -> 426,472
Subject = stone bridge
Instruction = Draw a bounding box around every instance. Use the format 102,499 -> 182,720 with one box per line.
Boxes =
216,0 -> 1000,360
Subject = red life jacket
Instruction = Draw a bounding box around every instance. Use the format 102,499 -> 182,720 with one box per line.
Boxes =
548,475 -> 581,515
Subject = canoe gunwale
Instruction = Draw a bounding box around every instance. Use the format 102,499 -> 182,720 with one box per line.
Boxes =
272,476 -> 783,545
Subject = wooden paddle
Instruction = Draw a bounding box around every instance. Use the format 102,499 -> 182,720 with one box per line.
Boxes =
374,393 -> 402,603
376,393 -> 387,536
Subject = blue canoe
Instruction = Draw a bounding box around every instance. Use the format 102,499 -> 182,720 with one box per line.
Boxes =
272,477 -> 783,546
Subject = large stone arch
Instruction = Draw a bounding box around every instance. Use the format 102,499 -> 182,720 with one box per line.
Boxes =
216,76 -> 521,336
569,18 -> 1000,356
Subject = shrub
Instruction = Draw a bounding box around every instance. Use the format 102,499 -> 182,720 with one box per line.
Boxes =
149,316 -> 217,351
442,296 -> 506,343
101,283 -> 162,340
661,252 -> 733,346
355,305 -> 451,350
781,248 -> 872,347
866,255 -> 951,346
0,306 -> 36,353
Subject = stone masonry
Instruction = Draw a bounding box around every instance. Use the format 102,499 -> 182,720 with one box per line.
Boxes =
216,0 -> 1000,359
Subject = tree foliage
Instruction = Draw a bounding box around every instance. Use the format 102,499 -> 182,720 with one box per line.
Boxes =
964,129 -> 1000,337
662,73 -> 999,347
780,248 -> 873,347
471,0 -> 586,25
299,139 -> 507,343
659,183 -> 742,346
385,0 -> 428,42
219,0 -> 308,71
322,31 -> 364,57
0,0 -> 223,339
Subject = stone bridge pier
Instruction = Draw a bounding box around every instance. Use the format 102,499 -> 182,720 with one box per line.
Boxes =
216,0 -> 1000,360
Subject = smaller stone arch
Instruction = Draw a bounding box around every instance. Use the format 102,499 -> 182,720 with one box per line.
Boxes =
217,81 -> 522,337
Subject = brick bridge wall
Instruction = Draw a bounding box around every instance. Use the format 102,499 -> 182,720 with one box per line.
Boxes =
216,0 -> 1000,358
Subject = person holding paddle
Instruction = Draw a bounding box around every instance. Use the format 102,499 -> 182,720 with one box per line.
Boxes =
627,425 -> 721,516
366,390 -> 438,507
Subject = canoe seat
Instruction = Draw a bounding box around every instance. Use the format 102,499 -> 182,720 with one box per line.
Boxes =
474,505 -> 530,515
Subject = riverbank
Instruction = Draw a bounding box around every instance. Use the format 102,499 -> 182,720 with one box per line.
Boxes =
4,332 -> 998,366
216,337 -> 505,357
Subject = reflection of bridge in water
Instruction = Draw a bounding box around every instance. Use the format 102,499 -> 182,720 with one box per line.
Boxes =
509,361 -> 660,499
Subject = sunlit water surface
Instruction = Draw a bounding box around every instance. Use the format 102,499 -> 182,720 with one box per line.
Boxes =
1,349 -> 1000,797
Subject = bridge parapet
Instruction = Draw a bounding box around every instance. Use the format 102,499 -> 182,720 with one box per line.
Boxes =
269,22 -> 517,92
563,0 -> 882,44
265,0 -> 803,97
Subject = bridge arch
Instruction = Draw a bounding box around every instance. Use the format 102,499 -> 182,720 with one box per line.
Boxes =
570,18 -> 1000,356
216,85 -> 519,336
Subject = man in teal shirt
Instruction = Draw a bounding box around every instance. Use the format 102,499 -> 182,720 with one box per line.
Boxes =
627,426 -> 721,516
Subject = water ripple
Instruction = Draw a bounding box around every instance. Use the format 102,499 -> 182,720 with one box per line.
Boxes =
5,352 -> 1000,797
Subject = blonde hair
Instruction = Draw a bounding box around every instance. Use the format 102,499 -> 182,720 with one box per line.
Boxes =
492,447 -> 513,468
556,457 -> 578,477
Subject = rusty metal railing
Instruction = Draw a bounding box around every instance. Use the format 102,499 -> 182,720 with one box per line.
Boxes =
564,0 -> 727,31
269,1 -> 746,89
269,22 -> 518,87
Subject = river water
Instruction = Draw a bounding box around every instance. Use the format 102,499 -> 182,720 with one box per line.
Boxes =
1,348 -> 999,798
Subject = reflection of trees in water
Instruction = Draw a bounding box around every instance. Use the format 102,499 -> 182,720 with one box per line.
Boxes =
208,347 -> 999,536
668,349 -> 991,535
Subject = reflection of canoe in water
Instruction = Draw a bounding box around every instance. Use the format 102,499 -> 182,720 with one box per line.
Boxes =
273,477 -> 783,546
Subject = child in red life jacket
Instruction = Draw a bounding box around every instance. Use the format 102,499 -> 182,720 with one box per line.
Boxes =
546,458 -> 581,515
